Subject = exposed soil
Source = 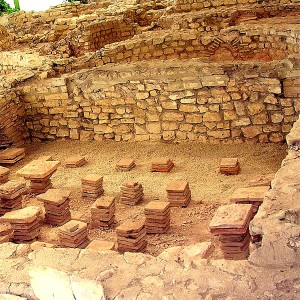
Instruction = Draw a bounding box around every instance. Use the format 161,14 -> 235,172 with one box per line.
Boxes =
8,140 -> 287,257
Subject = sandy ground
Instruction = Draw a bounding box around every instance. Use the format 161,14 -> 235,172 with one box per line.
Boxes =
7,140 -> 287,257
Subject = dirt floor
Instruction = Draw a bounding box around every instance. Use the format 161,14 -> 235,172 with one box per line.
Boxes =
7,140 -> 287,257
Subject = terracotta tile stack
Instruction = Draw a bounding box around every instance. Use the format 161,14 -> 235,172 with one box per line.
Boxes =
90,196 -> 115,228
0,223 -> 13,243
116,158 -> 136,171
65,155 -> 87,168
248,174 -> 274,187
0,180 -> 27,215
0,166 -> 10,184
0,148 -> 25,164
58,220 -> 89,248
151,158 -> 174,172
230,186 -> 270,216
81,174 -> 104,199
116,219 -> 147,253
0,206 -> 42,242
86,240 -> 115,251
144,201 -> 171,234
120,180 -> 143,205
166,180 -> 191,207
219,158 -> 240,175
37,189 -> 71,226
209,204 -> 253,260
16,160 -> 60,194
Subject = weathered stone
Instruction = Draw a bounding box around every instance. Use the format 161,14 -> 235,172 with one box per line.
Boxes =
203,112 -> 221,122
247,103 -> 265,115
242,126 -> 262,138
147,123 -> 161,134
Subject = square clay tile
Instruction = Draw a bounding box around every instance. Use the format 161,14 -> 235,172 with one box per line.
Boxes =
37,189 -> 71,205
0,148 -> 25,160
0,206 -> 41,224
151,157 -> 171,165
145,201 -> 170,213
16,160 -> 60,179
166,180 -> 188,193
209,204 -> 253,231
81,174 -> 103,184
230,186 -> 270,203
93,196 -> 115,209
86,240 -> 115,251
116,219 -> 145,235
59,220 -> 87,236
220,158 -> 239,168
65,155 -> 86,166
117,158 -> 135,167
0,180 -> 26,195
123,180 -> 139,188
0,166 -> 10,176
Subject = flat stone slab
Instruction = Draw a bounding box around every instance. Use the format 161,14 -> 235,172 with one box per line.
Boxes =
116,158 -> 135,167
17,160 -> 60,179
37,189 -> 71,205
86,240 -> 115,251
220,158 -> 239,167
145,201 -> 170,213
0,180 -> 26,195
0,206 -> 41,224
209,204 -> 253,232
0,148 -> 25,160
93,196 -> 115,209
230,186 -> 270,203
81,174 -> 103,185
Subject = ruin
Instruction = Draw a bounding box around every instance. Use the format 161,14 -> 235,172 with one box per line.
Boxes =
0,0 -> 300,299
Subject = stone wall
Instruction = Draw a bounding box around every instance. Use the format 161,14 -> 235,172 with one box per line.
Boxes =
0,89 -> 28,146
20,60 -> 299,143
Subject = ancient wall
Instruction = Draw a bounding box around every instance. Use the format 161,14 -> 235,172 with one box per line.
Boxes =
19,61 -> 299,143
0,89 -> 28,146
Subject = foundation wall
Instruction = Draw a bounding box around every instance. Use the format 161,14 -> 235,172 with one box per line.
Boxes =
20,62 -> 300,143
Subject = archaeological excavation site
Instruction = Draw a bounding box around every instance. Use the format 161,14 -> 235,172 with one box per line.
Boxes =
0,0 -> 300,299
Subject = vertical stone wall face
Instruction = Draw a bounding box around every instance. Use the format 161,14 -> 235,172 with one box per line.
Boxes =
0,90 -> 28,145
20,63 -> 299,143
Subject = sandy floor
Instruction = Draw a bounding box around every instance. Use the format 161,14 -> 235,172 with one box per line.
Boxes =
8,140 -> 287,257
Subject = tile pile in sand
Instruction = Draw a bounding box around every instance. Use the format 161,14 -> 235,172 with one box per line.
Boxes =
120,180 -> 143,205
0,148 -> 25,164
116,219 -> 147,253
58,220 -> 89,248
151,158 -> 174,172
116,158 -> 135,171
81,174 -> 104,199
166,180 -> 191,207
90,196 -> 115,228
0,166 -> 10,184
86,240 -> 115,251
16,160 -> 60,194
37,189 -> 71,226
209,204 -> 253,260
144,201 -> 171,234
248,174 -> 274,187
230,186 -> 270,216
65,155 -> 87,168
0,223 -> 13,243
219,158 -> 240,175
0,206 -> 42,242
0,180 -> 27,215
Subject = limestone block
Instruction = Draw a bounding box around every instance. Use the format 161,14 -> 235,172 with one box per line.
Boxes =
271,113 -> 284,124
162,112 -> 184,122
234,102 -> 246,116
57,128 -> 70,137
162,131 -> 175,141
162,122 -> 178,130
201,75 -> 229,87
161,101 -> 177,110
80,130 -> 94,141
186,114 -> 202,124
253,114 -> 269,125
203,112 -> 221,122
247,103 -> 265,115
94,124 -> 113,134
179,104 -> 198,113
207,130 -> 230,139
114,124 -> 131,135
264,94 -> 278,104
242,126 -> 262,138
146,123 -> 161,134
